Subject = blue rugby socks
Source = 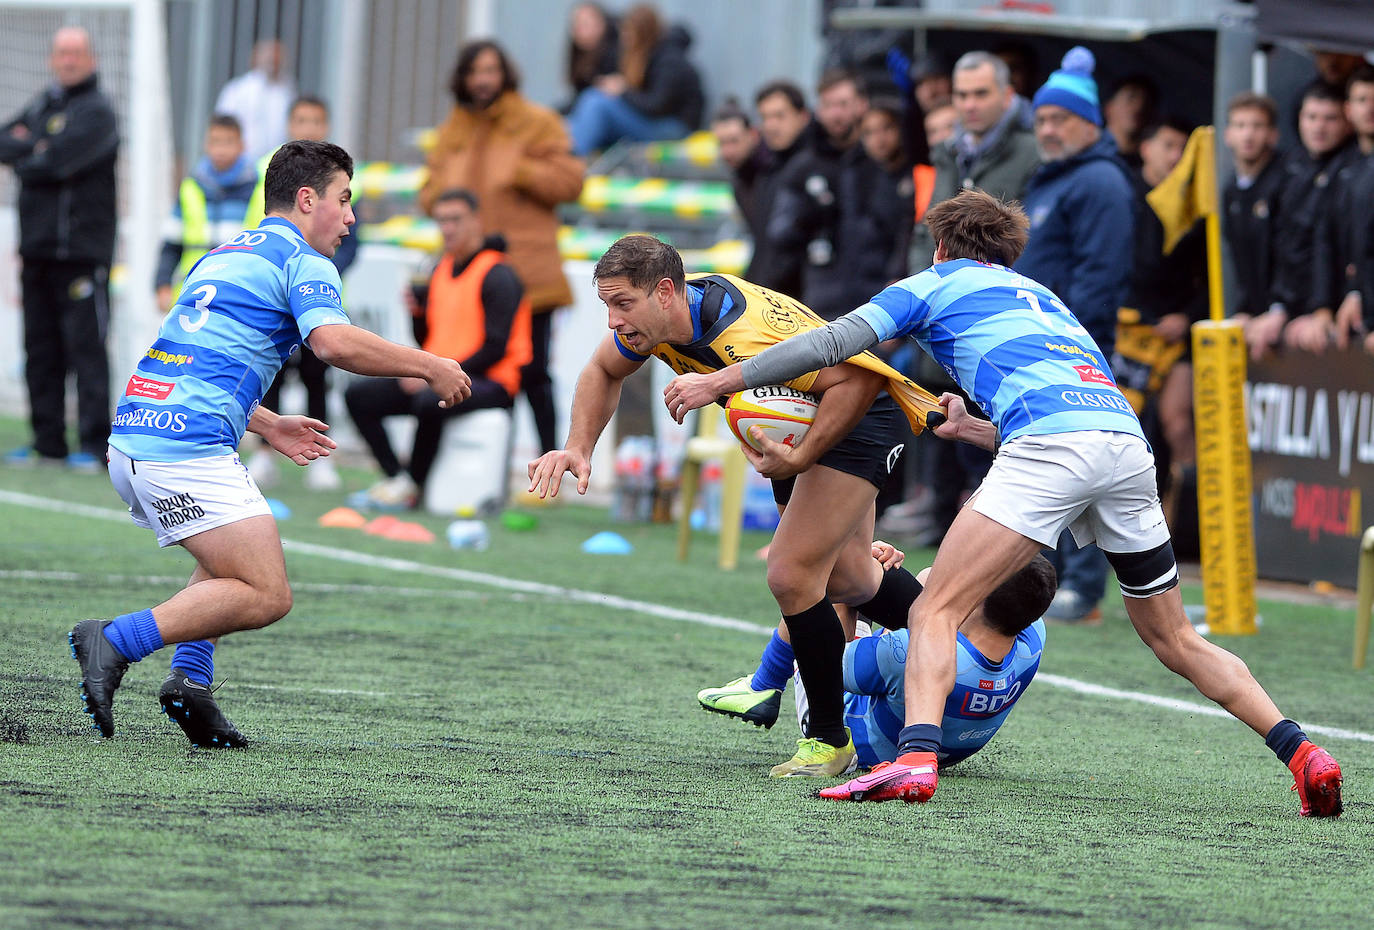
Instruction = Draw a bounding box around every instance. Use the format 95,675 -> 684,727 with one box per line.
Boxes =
102,609 -> 164,661
171,640 -> 216,686
750,630 -> 795,693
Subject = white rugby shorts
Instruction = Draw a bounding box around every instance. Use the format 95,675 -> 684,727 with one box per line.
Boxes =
107,445 -> 272,548
969,430 -> 1171,553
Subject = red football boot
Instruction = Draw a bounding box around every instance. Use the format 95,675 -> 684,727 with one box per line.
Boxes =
818,751 -> 939,803
1289,742 -> 1343,818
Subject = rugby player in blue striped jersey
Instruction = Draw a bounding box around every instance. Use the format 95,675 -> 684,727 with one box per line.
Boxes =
665,189 -> 1343,817
69,140 -> 472,747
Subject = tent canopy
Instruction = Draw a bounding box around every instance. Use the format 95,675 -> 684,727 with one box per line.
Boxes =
1256,0 -> 1374,55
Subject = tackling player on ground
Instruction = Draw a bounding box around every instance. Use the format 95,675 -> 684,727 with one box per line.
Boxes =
528,234 -> 941,778
664,190 -> 1343,816
818,554 -> 1052,787
69,140 -> 472,747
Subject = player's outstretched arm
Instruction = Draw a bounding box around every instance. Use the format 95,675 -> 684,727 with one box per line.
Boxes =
247,406 -> 337,465
527,336 -> 641,498
308,323 -> 472,407
664,366 -> 745,423
664,313 -> 883,423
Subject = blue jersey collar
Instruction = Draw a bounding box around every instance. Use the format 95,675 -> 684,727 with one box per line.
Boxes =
259,216 -> 302,236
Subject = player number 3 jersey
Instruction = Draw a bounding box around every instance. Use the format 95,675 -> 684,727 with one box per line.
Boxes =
109,218 -> 351,462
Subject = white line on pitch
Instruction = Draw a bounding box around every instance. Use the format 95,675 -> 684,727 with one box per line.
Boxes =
0,568 -> 540,602
4,488 -> 1372,745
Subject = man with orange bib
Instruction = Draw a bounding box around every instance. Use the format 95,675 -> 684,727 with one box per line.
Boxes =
346,188 -> 531,508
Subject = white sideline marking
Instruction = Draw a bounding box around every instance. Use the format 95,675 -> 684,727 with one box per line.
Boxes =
4,488 -> 1372,745
0,569 -> 537,602
1035,674 -> 1374,745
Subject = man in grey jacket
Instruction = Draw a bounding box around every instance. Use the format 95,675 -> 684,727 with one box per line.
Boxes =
909,51 -> 1040,270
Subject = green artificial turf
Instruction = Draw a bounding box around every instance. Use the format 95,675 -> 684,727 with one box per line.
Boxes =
0,420 -> 1369,929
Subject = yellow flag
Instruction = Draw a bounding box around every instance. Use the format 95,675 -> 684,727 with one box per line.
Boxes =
1146,126 -> 1218,255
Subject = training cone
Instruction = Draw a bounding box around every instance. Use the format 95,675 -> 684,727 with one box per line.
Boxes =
266,498 -> 291,520
363,515 -> 402,537
318,506 -> 367,529
379,520 -> 436,543
581,531 -> 633,555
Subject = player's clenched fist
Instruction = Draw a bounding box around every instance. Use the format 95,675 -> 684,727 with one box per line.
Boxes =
427,358 -> 472,408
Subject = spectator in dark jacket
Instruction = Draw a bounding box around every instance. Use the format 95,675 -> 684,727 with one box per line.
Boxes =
1306,65 -> 1374,352
1222,92 -> 1283,320
765,69 -> 907,319
710,99 -> 768,232
1244,82 -> 1355,360
1015,47 -> 1136,625
562,2 -> 619,113
566,3 -> 704,155
746,80 -> 814,297
860,96 -> 916,282
0,27 -> 117,471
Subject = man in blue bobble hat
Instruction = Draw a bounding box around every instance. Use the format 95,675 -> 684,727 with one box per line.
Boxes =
1015,47 -> 1136,624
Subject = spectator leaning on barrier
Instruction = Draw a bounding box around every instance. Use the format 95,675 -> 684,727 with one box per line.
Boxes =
0,26 -> 118,472
1223,92 -> 1283,321
747,79 -> 816,298
1304,65 -> 1374,353
1015,46 -> 1136,625
766,69 -> 908,320
346,189 -> 531,510
1245,82 -> 1356,361
421,39 -> 585,455
565,3 -> 704,156
154,114 -> 258,314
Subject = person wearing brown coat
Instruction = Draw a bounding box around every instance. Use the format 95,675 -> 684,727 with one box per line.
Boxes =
420,39 -> 586,452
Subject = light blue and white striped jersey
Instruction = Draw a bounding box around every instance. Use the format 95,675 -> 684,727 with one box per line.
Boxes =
110,218 -> 350,461
843,620 -> 1046,768
855,259 -> 1143,443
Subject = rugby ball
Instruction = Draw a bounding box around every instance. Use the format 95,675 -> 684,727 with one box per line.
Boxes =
724,385 -> 819,452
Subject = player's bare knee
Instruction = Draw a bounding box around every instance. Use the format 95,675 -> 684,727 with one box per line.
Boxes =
766,560 -> 823,611
1106,541 -> 1179,600
245,580 -> 292,629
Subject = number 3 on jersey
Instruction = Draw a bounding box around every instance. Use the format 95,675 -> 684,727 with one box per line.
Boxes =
179,283 -> 216,333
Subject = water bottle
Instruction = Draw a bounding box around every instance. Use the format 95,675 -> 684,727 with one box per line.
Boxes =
701,461 -> 724,532
446,519 -> 490,551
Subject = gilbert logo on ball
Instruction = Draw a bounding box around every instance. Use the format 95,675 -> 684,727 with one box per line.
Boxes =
725,385 -> 819,452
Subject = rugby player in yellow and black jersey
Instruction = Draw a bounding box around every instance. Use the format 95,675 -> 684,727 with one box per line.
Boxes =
528,234 -> 941,779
